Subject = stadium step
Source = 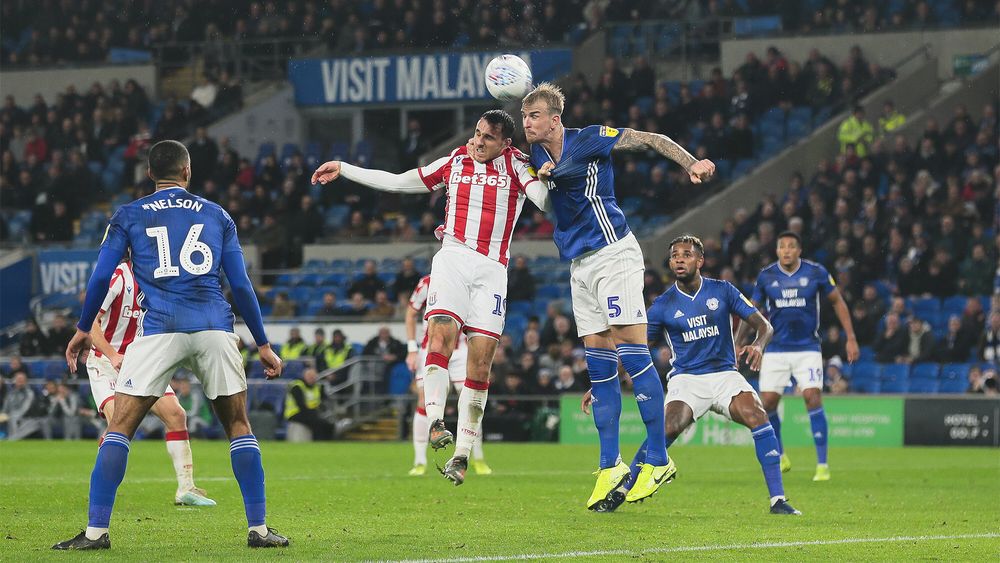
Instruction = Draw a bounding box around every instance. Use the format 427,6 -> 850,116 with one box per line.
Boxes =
341,417 -> 400,441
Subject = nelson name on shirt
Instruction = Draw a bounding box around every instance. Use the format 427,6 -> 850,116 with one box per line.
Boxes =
141,198 -> 204,212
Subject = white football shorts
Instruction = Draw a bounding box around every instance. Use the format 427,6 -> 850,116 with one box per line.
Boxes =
414,346 -> 468,388
759,351 -> 824,394
425,240 -> 507,340
115,330 -> 246,400
666,371 -> 757,421
570,232 -> 646,337
86,353 -> 174,418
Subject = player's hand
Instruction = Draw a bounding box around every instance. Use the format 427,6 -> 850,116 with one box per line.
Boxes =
109,352 -> 124,371
688,159 -> 716,184
581,389 -> 593,415
537,161 -> 555,184
845,336 -> 860,363
406,351 -> 418,372
738,344 -> 764,372
65,329 -> 93,373
258,344 -> 283,379
310,161 -> 342,185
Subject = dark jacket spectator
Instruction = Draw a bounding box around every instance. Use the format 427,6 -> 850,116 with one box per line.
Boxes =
19,320 -> 46,357
507,256 -> 536,302
349,260 -> 386,301
873,314 -> 908,363
936,315 -> 976,362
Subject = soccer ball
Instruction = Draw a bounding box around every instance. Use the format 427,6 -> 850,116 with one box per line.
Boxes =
484,54 -> 533,102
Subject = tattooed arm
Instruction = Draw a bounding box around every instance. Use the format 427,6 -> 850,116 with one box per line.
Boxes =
613,128 -> 716,184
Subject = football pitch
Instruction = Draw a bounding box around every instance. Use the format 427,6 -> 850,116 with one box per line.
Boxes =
1,441 -> 997,561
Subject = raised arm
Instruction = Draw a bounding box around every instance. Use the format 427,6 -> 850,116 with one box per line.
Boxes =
613,128 -> 715,184
311,161 -> 428,193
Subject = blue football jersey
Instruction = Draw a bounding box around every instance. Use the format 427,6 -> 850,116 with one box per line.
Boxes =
751,260 -> 836,352
529,125 -> 630,260
647,277 -> 758,376
101,187 -> 241,337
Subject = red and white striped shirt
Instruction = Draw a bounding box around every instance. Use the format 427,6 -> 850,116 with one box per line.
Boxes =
92,262 -> 140,357
409,275 -> 465,350
418,146 -> 538,267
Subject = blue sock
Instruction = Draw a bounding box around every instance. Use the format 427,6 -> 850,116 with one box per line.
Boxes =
617,344 -> 667,466
767,410 -> 783,454
585,347 -> 622,469
230,434 -> 266,527
625,439 -> 647,490
752,423 -> 785,499
809,407 -> 829,464
88,432 -> 130,528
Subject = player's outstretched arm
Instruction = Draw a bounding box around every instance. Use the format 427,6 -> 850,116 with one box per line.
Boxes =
737,311 -> 773,372
67,245 -> 125,372
311,160 -> 428,193
89,313 -> 123,371
221,249 -> 282,379
613,128 -> 715,184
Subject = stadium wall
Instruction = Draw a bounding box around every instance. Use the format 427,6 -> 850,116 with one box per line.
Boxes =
720,28 -> 999,80
206,85 -> 302,160
303,239 -> 560,262
0,64 -> 157,103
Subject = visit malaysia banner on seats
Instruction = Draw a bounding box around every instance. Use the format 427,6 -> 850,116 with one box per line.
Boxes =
288,49 -> 572,106
37,249 -> 99,307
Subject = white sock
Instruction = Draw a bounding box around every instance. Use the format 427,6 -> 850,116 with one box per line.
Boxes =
85,527 -> 108,540
412,409 -> 429,465
471,434 -> 485,461
454,381 -> 489,459
249,524 -> 268,536
422,363 -> 450,423
165,436 -> 195,492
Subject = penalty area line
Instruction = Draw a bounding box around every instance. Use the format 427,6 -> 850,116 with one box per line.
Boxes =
391,532 -> 1000,562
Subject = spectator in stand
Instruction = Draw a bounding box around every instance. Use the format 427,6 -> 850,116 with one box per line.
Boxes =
270,292 -> 296,319
937,315 -> 977,362
399,119 -> 429,171
316,292 -> 339,317
1,373 -> 44,440
280,327 -> 308,361
47,381 -> 83,440
959,244 -> 994,296
253,213 -> 289,277
877,100 -> 906,140
3,357 -> 31,379
874,313 -> 908,363
365,290 -> 396,320
838,105 -> 875,158
349,260 -> 385,301
902,316 -> 935,364
326,330 -> 356,373
980,311 -> 1000,364
285,367 -> 334,441
554,365 -> 583,393
824,358 -> 849,394
507,256 -> 536,302
19,320 -> 46,357
45,314 -> 76,355
341,292 -> 369,317
540,314 -> 575,348
822,326 -> 848,364
391,258 -> 422,305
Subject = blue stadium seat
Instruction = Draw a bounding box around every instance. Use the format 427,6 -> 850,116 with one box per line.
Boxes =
849,361 -> 879,381
507,300 -> 534,318
880,363 -> 910,381
942,296 -> 967,317
908,377 -> 939,393
388,362 -> 413,395
537,285 -> 561,300
910,363 -> 940,380
505,315 -> 528,340
907,297 -> 940,317
940,363 -> 972,382
732,158 -> 756,177
858,346 -> 875,362
939,378 -> 968,394
326,142 -> 350,161
852,378 -> 881,394
351,343 -> 364,356
880,377 -> 909,393
284,361 -> 305,380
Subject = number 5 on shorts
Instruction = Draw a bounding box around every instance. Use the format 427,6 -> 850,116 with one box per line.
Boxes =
607,296 -> 621,318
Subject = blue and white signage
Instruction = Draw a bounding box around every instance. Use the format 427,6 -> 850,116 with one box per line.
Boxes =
288,49 -> 572,106
38,249 -> 99,306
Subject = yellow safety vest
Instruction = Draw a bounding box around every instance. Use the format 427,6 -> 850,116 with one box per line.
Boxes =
837,116 -> 874,157
280,340 -> 308,360
285,379 -> 321,420
878,111 -> 906,137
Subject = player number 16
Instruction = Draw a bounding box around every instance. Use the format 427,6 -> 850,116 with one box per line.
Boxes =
146,224 -> 214,279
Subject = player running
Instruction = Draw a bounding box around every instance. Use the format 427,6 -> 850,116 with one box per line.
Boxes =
405,274 -> 491,477
744,231 -> 859,481
87,255 -> 215,506
520,83 -> 715,509
55,140 -> 288,550
312,110 -> 550,486
627,235 -> 801,515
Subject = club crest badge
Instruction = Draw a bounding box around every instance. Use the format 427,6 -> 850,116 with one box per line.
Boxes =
706,298 -> 719,311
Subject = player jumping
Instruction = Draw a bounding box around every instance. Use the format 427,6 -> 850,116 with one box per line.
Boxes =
625,235 -> 801,515
405,274 -> 491,477
87,255 -> 215,506
55,140 -> 288,550
744,231 -> 859,481
521,83 -> 715,509
312,110 -> 550,485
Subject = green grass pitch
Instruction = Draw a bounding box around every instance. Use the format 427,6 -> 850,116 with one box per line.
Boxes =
1,441 -> 998,561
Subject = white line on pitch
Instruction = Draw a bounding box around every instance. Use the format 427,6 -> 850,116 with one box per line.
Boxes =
386,533 -> 1000,563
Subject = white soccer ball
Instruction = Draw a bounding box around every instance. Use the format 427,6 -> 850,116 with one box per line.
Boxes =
485,54 -> 533,102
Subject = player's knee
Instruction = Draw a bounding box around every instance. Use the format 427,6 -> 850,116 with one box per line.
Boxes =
159,404 -> 188,431
740,404 -> 768,428
803,390 -> 822,410
664,413 -> 687,439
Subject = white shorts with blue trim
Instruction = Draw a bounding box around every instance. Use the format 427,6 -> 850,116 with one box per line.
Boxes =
666,371 -> 757,421
115,330 -> 246,400
759,351 -> 824,394
570,232 -> 646,337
